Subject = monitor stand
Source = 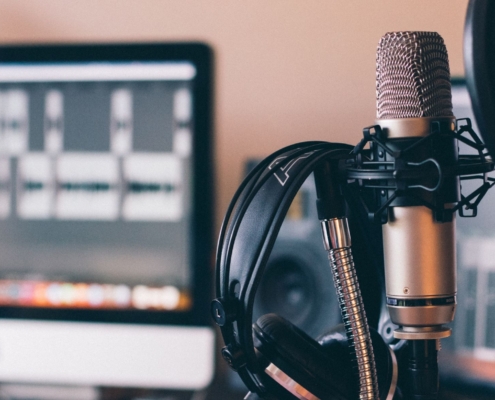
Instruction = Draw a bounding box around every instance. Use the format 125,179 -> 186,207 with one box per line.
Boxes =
0,383 -> 98,400
0,384 -> 210,400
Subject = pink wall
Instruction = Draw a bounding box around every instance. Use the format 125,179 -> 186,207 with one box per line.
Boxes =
0,0 -> 469,227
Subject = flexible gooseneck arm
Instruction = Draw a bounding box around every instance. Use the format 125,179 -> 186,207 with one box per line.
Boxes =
315,160 -> 380,400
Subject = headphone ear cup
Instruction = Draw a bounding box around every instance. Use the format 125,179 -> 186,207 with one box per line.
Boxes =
253,314 -> 353,400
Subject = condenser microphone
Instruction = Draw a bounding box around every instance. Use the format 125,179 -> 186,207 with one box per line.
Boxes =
345,30 -> 493,398
375,31 -> 458,341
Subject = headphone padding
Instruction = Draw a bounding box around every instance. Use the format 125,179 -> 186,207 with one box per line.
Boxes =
253,314 -> 353,400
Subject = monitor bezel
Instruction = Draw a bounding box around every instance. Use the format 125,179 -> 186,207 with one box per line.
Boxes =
0,42 -> 214,327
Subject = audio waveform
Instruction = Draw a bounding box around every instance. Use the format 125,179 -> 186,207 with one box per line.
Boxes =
23,181 -> 178,193
59,182 -> 113,192
23,181 -> 45,191
127,181 -> 177,193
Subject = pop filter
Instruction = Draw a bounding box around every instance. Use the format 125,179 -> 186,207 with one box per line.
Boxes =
464,0 -> 495,158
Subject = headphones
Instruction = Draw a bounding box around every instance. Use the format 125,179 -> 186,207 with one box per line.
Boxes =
211,141 -> 399,399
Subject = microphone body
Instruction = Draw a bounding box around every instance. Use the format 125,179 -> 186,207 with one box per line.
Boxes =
373,31 -> 461,399
379,118 -> 457,339
375,32 -> 458,340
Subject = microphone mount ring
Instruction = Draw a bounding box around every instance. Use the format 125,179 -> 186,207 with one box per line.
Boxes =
346,118 -> 495,223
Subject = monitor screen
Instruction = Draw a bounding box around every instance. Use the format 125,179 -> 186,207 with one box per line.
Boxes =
0,43 -> 214,389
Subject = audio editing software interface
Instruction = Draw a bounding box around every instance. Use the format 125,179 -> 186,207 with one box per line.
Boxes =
0,62 -> 196,313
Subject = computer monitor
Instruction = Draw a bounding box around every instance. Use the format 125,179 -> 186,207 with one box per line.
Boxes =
0,43 -> 214,389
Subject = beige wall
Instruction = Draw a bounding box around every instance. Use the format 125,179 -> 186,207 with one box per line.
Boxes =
0,0 -> 470,228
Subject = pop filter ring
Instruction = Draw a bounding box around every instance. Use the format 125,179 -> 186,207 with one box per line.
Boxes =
464,0 -> 495,158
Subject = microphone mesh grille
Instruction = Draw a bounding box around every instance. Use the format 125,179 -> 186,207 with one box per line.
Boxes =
376,31 -> 453,119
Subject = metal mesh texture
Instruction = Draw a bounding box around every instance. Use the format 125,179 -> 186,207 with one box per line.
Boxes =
376,31 -> 454,119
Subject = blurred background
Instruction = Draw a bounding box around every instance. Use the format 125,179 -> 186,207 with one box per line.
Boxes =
0,0 -> 469,227
0,1 -> 491,399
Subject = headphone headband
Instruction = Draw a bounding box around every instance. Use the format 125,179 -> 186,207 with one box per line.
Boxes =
213,141 -> 353,395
